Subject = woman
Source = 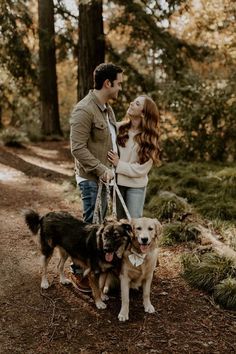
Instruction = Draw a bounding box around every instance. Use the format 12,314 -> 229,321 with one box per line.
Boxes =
108,95 -> 160,219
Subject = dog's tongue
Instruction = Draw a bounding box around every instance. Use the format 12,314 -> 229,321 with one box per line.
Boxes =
140,244 -> 149,253
105,252 -> 114,262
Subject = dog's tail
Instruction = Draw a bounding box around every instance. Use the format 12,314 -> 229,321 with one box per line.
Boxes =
24,209 -> 41,235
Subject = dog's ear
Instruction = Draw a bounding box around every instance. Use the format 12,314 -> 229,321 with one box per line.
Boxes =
119,218 -> 130,225
122,223 -> 132,233
120,220 -> 134,238
116,244 -> 125,258
96,224 -> 105,248
131,218 -> 139,233
96,224 -> 104,236
104,216 -> 115,224
154,219 -> 162,238
116,223 -> 132,258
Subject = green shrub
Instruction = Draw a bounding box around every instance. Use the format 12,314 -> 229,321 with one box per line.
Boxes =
146,161 -> 236,222
0,127 -> 29,147
146,191 -> 191,221
145,176 -> 173,204
176,175 -> 204,190
181,252 -> 235,292
175,187 -> 199,203
213,277 -> 236,310
216,168 -> 236,198
161,222 -> 200,246
196,200 -> 236,221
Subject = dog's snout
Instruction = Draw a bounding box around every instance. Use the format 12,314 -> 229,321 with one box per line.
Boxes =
141,237 -> 148,244
103,240 -> 118,253
103,246 -> 110,253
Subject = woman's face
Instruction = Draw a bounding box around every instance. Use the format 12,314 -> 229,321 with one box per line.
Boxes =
127,96 -> 145,117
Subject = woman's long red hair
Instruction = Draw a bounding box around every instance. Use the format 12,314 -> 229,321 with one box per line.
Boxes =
117,96 -> 161,164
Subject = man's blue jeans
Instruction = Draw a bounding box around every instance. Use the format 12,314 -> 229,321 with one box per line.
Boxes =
116,185 -> 146,220
78,180 -> 107,223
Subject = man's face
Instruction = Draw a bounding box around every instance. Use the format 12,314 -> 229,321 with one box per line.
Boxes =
108,73 -> 123,100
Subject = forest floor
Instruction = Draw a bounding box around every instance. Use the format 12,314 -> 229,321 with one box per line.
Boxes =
0,141 -> 236,354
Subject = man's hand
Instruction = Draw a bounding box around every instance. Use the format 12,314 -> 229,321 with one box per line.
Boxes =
100,168 -> 114,183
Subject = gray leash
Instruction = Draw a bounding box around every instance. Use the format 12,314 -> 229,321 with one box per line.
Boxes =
113,183 -> 131,221
92,182 -> 103,224
92,180 -> 131,224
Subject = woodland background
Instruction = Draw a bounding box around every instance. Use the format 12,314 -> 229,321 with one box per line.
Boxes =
0,3 -> 236,349
1,0 -> 236,162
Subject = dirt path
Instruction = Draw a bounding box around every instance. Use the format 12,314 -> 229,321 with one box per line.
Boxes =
0,141 -> 235,354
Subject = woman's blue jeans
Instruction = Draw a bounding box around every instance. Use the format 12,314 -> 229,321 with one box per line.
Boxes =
78,180 -> 107,223
116,185 -> 146,220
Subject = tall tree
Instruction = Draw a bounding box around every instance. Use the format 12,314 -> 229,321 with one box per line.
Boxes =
0,0 -> 36,126
38,0 -> 62,136
77,0 -> 105,100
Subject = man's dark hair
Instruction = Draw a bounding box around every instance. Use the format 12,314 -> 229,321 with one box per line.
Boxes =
93,63 -> 123,90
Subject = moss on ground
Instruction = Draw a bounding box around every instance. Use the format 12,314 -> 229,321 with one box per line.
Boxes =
145,161 -> 236,224
161,222 -> 200,246
181,251 -> 236,310
145,161 -> 236,311
213,277 -> 236,310
181,252 -> 236,292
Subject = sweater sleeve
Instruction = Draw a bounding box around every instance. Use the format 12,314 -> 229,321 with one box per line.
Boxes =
116,159 -> 153,178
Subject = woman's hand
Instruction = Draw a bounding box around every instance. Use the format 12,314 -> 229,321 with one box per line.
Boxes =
107,150 -> 119,167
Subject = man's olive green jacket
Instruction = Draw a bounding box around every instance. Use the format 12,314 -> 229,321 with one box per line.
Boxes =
70,90 -> 117,181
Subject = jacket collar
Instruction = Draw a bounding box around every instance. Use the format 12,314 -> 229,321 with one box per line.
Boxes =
89,90 -> 107,113
88,90 -> 116,128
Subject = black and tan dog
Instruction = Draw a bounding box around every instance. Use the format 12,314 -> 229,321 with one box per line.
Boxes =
24,210 -> 132,309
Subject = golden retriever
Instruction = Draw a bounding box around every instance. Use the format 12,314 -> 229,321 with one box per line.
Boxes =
118,217 -> 162,321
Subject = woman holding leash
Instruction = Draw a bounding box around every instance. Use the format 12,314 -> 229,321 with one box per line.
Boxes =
108,95 -> 161,219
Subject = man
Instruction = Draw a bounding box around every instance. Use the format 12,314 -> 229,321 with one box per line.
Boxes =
70,63 -> 123,292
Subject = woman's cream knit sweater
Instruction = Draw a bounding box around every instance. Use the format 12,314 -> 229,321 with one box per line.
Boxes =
116,128 -> 153,188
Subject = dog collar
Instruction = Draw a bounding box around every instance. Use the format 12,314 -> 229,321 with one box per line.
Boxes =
128,247 -> 146,267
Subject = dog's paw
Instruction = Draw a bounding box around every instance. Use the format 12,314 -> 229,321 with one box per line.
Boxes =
103,286 -> 109,294
60,277 -> 71,286
41,279 -> 50,289
118,312 -> 129,322
144,303 -> 155,313
101,293 -> 109,301
95,300 -> 107,309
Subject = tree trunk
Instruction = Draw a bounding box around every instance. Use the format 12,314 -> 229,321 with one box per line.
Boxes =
38,0 -> 62,136
0,105 -> 2,129
198,225 -> 236,266
77,0 -> 105,101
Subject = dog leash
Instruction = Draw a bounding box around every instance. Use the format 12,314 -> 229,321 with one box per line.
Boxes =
113,182 -> 131,221
92,181 -> 103,224
92,180 -> 131,224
